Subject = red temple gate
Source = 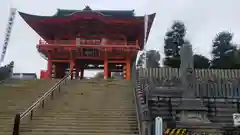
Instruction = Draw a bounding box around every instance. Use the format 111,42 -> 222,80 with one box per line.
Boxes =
19,6 -> 155,80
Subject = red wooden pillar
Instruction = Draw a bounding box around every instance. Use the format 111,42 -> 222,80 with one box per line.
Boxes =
126,57 -> 131,80
69,60 -> 75,80
69,49 -> 76,79
47,54 -> 52,79
104,56 -> 109,79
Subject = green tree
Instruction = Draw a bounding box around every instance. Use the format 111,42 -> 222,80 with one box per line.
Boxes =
137,50 -> 161,68
0,61 -> 14,81
211,31 -> 238,69
164,20 -> 186,68
193,54 -> 210,69
136,53 -> 145,68
146,50 -> 161,68
232,49 -> 240,68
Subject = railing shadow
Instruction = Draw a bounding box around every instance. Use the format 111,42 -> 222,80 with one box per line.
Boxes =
12,72 -> 73,135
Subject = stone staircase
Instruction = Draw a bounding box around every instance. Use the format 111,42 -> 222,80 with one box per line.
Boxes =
18,79 -> 138,135
0,79 -> 59,135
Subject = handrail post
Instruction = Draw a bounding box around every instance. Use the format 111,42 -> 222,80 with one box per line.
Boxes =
58,86 -> 61,92
12,113 -> 20,135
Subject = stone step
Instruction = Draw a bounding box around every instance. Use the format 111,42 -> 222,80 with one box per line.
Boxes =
20,125 -> 137,130
35,111 -> 136,115
42,109 -> 135,112
19,128 -> 138,134
2,123 -> 138,130
0,79 -> 75,134
29,114 -> 137,118
18,80 -> 137,134
18,132 -> 137,135
20,122 -> 138,127
1,79 -> 137,135
1,120 -> 138,127
24,117 -> 137,121
0,114 -> 136,118
19,132 -> 137,135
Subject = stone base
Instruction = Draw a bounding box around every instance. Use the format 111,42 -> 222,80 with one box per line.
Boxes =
177,98 -> 210,123
179,111 -> 210,123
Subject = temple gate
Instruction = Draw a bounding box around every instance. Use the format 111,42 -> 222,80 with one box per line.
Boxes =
19,6 -> 156,80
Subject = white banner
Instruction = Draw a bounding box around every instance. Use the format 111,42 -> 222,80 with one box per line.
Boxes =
0,7 -> 17,65
144,14 -> 149,45
143,14 -> 149,68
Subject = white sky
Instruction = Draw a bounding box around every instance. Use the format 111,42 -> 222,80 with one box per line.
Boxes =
1,0 -> 240,77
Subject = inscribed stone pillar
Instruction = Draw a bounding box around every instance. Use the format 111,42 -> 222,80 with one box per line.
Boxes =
179,43 -> 193,88
178,43 -> 209,123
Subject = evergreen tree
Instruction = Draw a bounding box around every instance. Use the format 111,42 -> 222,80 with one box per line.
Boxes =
232,49 -> 240,68
193,54 -> 210,69
164,20 -> 186,68
0,61 -> 14,80
146,50 -> 161,68
136,50 -> 161,68
211,31 -> 237,69
136,53 -> 145,68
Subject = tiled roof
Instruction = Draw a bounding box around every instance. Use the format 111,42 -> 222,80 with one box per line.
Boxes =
55,6 -> 135,18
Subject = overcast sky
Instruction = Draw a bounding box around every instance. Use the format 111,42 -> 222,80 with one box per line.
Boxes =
1,0 -> 240,77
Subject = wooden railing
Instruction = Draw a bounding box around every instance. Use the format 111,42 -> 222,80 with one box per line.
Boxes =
12,72 -> 73,135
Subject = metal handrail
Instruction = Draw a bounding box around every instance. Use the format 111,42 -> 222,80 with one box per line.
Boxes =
12,72 -> 73,135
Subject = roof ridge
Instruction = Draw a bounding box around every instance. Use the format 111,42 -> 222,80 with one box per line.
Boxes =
57,9 -> 134,12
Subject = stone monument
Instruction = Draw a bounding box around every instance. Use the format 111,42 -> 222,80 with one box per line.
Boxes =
177,43 -> 210,123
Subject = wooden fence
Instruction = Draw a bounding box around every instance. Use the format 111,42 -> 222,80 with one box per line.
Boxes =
138,68 -> 240,80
